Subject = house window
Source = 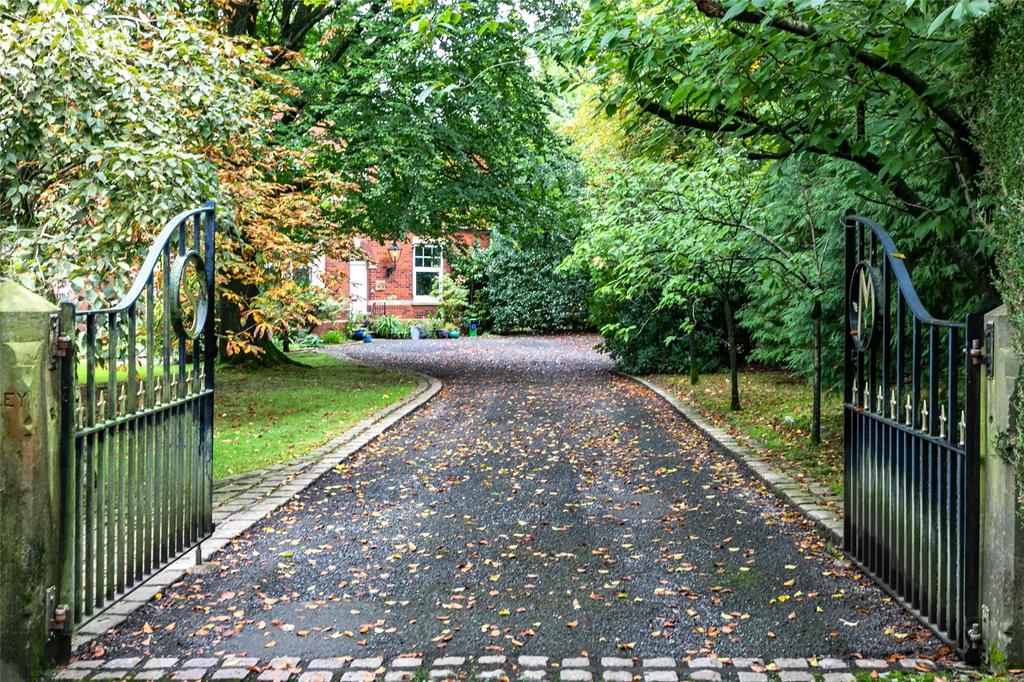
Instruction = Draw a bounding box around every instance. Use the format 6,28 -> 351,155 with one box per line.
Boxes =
413,244 -> 443,301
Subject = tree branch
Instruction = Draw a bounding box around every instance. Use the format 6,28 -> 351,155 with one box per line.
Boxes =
693,0 -> 979,174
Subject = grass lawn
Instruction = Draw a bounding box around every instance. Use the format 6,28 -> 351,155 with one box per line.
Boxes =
213,351 -> 416,479
649,370 -> 844,495
76,364 -> 165,384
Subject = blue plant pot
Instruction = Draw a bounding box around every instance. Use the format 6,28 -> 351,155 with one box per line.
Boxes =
353,329 -> 366,341
363,333 -> 373,343
449,330 -> 460,339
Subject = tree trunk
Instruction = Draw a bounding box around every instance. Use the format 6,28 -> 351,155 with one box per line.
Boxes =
811,298 -> 822,446
218,278 -> 300,367
226,1 -> 258,37
689,324 -> 700,385
723,298 -> 740,411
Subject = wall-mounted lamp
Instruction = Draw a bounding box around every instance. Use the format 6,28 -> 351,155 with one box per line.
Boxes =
385,242 -> 402,277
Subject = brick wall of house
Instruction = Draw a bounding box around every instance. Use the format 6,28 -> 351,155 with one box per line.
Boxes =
322,230 -> 488,324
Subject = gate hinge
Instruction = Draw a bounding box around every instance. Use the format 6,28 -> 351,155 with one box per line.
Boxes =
51,335 -> 71,364
968,322 -> 995,379
45,586 -> 68,637
965,622 -> 983,664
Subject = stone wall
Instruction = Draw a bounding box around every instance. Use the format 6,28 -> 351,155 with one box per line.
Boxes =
0,281 -> 61,681
980,304 -> 1024,668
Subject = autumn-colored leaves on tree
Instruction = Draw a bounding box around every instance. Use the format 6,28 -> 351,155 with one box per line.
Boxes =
2,0 -> 568,363
0,0 -> 344,361
212,138 -> 351,362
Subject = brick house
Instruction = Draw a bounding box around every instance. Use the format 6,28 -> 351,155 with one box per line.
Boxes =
312,229 -> 489,322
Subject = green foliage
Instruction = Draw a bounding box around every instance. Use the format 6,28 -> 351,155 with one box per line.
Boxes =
564,149 -> 754,347
600,303 -> 722,375
478,233 -> 590,335
553,0 -> 998,301
274,0 -> 570,242
972,3 -> 1024,493
445,145 -> 591,335
345,313 -> 371,339
0,0 -> 264,299
371,315 -> 411,340
415,317 -> 437,339
320,330 -> 344,345
737,158 -> 855,390
291,332 -> 324,349
433,278 -> 469,328
448,246 -> 492,326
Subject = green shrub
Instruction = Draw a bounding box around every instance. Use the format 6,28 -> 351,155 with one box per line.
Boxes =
448,246 -> 491,328
449,232 -> 590,334
973,6 -> 1024,496
596,299 -> 724,375
371,314 -> 409,339
486,235 -> 590,334
415,318 -> 436,338
321,329 -> 343,345
433,277 -> 468,327
293,332 -> 324,349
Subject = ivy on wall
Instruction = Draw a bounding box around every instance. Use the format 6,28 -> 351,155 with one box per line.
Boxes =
973,3 -> 1024,497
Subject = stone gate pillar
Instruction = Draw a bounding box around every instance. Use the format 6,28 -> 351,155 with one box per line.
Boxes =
0,281 -> 61,681
980,304 -> 1024,668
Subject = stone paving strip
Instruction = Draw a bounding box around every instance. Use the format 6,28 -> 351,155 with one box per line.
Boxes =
621,373 -> 845,544
56,653 -> 965,681
69,371 -> 442,651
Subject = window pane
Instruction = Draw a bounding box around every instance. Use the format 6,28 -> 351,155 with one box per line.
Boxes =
415,271 -> 439,297
414,244 -> 441,268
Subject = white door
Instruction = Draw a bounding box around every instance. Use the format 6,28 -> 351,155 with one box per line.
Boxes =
349,260 -> 368,316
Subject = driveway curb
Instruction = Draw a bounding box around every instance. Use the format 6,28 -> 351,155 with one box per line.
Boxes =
615,371 -> 844,545
71,366 -> 442,650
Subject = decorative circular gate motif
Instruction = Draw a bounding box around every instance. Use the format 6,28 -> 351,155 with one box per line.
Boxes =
848,261 -> 880,352
169,251 -> 208,340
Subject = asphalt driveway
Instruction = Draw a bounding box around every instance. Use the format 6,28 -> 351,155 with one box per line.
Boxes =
81,335 -> 938,661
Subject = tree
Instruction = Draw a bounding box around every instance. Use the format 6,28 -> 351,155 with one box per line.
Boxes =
211,0 -> 585,360
719,160 -> 850,445
217,0 -> 576,243
449,147 -> 592,335
656,153 -> 755,411
0,0 -> 261,301
212,141 -> 350,364
565,149 -> 755,409
555,0 -> 998,303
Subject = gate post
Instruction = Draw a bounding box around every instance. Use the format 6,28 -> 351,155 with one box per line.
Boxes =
980,304 -> 1024,667
0,281 -> 62,681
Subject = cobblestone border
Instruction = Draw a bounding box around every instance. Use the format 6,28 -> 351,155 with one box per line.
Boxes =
56,652 -> 964,681
69,369 -> 442,651
616,372 -> 844,545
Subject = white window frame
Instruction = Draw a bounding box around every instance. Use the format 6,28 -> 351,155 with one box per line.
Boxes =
412,241 -> 443,304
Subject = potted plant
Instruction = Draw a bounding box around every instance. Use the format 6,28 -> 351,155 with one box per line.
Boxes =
347,312 -> 370,341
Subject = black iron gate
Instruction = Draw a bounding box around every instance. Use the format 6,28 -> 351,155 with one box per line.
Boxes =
843,212 -> 983,658
54,202 -> 216,636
